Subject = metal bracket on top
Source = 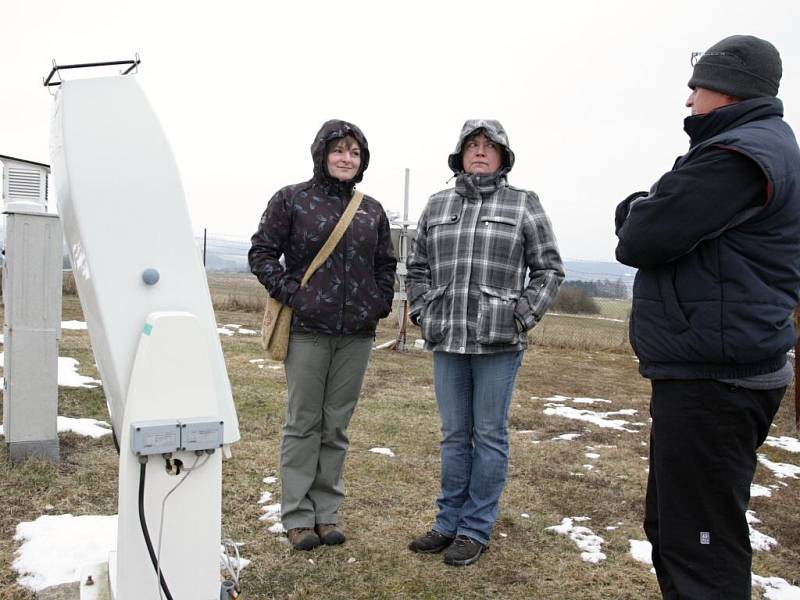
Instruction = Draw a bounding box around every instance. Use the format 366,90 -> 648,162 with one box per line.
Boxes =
43,53 -> 141,88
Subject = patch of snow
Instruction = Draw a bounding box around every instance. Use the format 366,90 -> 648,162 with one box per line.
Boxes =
764,436 -> 800,453
238,328 -> 258,335
268,522 -> 285,534
629,539 -> 653,565
552,433 -> 582,441
218,327 -> 235,336
544,404 -> 644,432
258,491 -> 273,504
585,453 -> 600,459
531,395 -> 570,403
369,447 -> 395,457
546,517 -> 606,563
60,320 -> 88,330
263,476 -> 278,485
752,574 -> 800,599
57,417 -> 111,438
572,398 -> 612,405
751,484 -> 772,498
13,514 -> 117,591
747,511 -> 778,552
249,359 -> 265,364
1,353 -> 101,388
758,455 -> 800,479
259,503 -> 281,523
58,357 -> 101,388
521,513 -> 530,519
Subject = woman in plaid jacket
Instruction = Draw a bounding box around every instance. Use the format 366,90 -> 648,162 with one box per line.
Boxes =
406,119 -> 563,566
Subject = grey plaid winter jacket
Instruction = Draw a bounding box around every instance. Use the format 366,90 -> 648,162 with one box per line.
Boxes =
406,120 -> 563,354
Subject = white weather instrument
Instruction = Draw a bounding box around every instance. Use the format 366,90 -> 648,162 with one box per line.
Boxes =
47,57 -> 241,600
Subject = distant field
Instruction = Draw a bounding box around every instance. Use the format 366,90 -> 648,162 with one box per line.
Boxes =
206,274 -> 633,353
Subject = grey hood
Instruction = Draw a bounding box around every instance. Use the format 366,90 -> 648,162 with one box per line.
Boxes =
447,119 -> 515,175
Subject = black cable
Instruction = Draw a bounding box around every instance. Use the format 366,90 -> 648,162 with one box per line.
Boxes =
138,460 -> 174,600
111,427 -> 120,454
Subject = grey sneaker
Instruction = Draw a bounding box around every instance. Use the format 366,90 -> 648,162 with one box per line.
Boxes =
286,527 -> 321,551
316,524 -> 346,545
443,535 -> 485,566
408,530 -> 455,554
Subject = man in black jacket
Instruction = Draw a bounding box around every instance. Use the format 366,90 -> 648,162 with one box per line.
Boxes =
615,35 -> 800,599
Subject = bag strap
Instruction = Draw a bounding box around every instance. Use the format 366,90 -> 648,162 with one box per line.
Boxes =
300,190 -> 364,287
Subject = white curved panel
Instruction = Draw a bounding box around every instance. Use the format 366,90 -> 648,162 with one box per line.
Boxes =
49,76 -> 239,444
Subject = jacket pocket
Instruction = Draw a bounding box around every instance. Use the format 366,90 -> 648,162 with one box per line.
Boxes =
477,285 -> 520,345
420,284 -> 449,344
657,267 -> 691,333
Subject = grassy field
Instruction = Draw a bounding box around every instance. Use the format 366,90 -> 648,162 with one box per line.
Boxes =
1,288 -> 798,599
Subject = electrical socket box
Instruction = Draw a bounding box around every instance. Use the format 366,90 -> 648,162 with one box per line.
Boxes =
130,419 -> 181,456
180,417 -> 224,452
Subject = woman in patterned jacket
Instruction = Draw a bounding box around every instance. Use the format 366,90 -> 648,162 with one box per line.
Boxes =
406,119 -> 563,566
249,119 -> 397,551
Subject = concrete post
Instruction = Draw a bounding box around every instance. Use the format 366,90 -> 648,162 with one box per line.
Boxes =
2,209 -> 62,462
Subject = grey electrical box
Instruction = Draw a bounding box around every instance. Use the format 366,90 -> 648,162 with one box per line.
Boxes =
2,209 -> 62,462
180,417 -> 224,452
130,419 -> 181,456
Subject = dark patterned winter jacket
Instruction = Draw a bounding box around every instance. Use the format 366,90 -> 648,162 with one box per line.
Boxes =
249,120 -> 397,336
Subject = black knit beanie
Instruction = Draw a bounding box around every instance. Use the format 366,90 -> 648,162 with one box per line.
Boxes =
688,35 -> 781,99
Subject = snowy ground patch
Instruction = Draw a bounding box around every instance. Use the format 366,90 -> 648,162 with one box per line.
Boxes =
747,511 -> 778,552
3,416 -> 111,439
629,539 -> 652,565
764,436 -> 800,453
752,574 -> 800,599
219,324 -> 259,337
543,402 -> 644,432
57,417 -> 112,438
57,357 -> 102,388
758,455 -> 800,479
369,447 -> 396,457
61,320 -> 89,330
545,517 -> 606,563
259,503 -> 281,524
13,514 -> 117,591
258,475 -> 285,535
751,483 -> 773,498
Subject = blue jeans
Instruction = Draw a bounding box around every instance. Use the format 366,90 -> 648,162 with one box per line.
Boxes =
431,350 -> 523,546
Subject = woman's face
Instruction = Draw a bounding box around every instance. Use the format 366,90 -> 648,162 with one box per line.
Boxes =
326,136 -> 361,182
462,133 -> 503,175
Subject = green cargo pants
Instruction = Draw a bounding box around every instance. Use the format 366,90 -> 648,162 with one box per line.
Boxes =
280,332 -> 373,530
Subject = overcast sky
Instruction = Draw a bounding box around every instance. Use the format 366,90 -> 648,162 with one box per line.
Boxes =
2,0 -> 799,260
